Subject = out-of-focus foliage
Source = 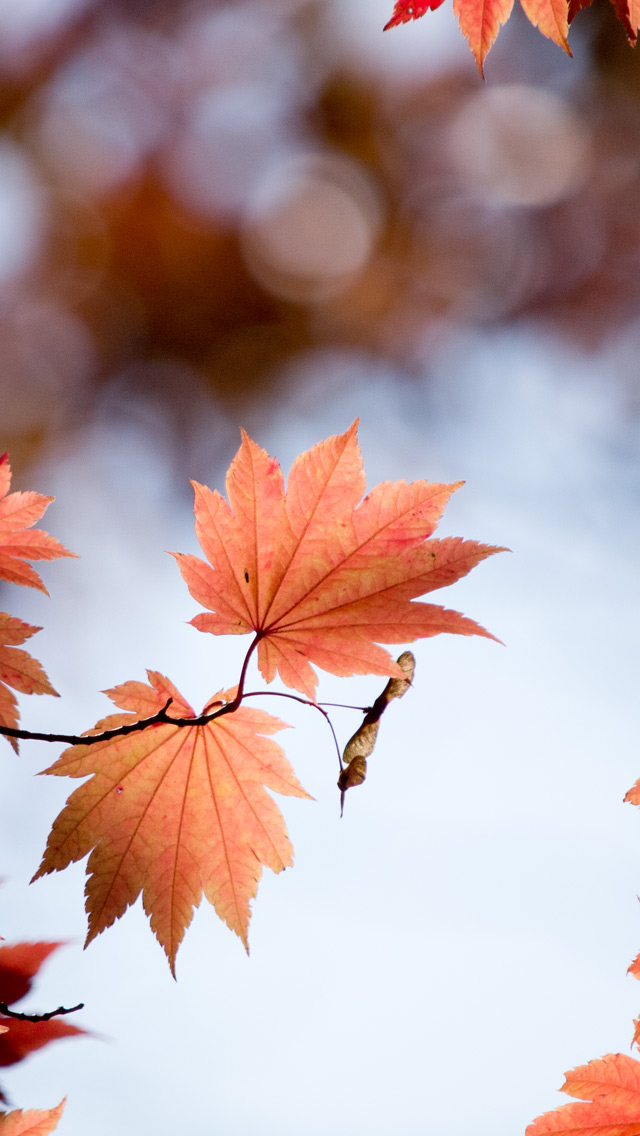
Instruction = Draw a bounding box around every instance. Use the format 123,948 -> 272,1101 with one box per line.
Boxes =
0,942 -> 84,1097
0,0 -> 638,477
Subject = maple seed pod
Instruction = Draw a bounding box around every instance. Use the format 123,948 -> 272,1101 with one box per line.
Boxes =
339,652 -> 415,815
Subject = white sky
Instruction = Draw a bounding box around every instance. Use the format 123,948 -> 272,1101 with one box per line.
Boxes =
1,321 -> 639,1135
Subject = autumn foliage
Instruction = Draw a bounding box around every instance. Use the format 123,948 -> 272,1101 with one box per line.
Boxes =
0,423 -> 498,973
526,1053 -> 640,1135
2,421 -> 638,1136
0,455 -> 74,752
34,677 -> 310,974
0,424 -> 504,1121
0,940 -> 81,1132
384,0 -> 639,71
0,943 -> 83,1079
174,421 -> 498,698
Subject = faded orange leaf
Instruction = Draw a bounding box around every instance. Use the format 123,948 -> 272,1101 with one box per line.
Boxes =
520,0 -> 571,50
384,0 -> 516,70
33,673 -> 311,973
0,1100 -> 65,1135
0,614 -> 59,753
453,0 -> 514,71
175,423 -> 503,700
0,454 -> 75,595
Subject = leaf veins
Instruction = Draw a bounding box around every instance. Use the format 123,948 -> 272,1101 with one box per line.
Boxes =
33,673 -> 311,974
174,422 -> 504,700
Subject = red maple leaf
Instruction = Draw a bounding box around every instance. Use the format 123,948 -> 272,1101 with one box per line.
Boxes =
0,1100 -> 65,1135
526,1053 -> 640,1135
384,1 -> 446,28
0,1018 -> 82,1072
33,674 -> 311,973
0,943 -> 63,1007
174,422 -> 503,701
0,453 -> 74,596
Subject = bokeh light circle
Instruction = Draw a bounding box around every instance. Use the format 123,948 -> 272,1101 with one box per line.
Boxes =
240,152 -> 383,303
448,85 -> 591,207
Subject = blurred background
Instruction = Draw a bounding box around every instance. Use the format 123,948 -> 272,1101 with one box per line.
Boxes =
0,0 -> 639,1133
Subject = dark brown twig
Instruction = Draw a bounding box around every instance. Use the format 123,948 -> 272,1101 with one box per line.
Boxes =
0,636 -> 266,747
0,1001 -> 84,1022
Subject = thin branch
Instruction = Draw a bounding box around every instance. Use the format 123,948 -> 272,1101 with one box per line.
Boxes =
0,1002 -> 84,1023
0,637 -> 361,764
0,636 -> 264,747
225,633 -> 261,711
0,699 -> 176,747
318,701 -> 371,712
242,689 -> 344,770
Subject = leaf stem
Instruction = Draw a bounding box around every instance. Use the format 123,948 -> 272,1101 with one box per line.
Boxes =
210,633 -> 261,717
0,637 -> 363,762
242,689 -> 344,770
318,701 -> 370,712
0,636 -> 266,746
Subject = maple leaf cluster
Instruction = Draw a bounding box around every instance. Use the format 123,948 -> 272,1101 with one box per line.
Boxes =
384,0 -> 639,73
8,425 -> 640,1136
0,424 -> 501,973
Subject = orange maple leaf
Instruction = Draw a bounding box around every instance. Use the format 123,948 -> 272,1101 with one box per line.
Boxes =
0,1100 -> 65,1135
454,0 -> 515,70
0,614 -> 59,753
33,673 -> 310,973
0,453 -> 75,595
384,0 -> 514,69
174,422 -> 503,700
520,0 -> 571,51
526,1053 -> 640,1136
